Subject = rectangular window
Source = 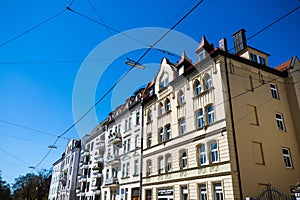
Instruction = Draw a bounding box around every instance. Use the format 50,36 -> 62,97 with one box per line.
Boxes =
247,104 -> 259,125
270,84 -> 279,99
210,142 -> 219,163
147,160 -> 152,176
159,128 -> 164,143
127,139 -> 131,152
197,110 -> 204,128
252,142 -> 265,165
250,53 -> 258,63
214,183 -> 223,200
123,141 -> 127,153
159,157 -> 164,174
122,164 -> 125,177
166,124 -> 171,140
282,148 -> 293,168
276,113 -> 285,131
181,151 -> 187,169
199,185 -> 207,200
181,185 -> 188,200
136,111 -> 140,125
126,162 -> 130,177
147,133 -> 152,148
134,160 -> 139,175
207,105 -> 215,124
146,189 -> 152,200
166,155 -> 172,172
199,144 -> 206,166
135,135 -> 139,149
128,117 -> 131,130
180,118 -> 186,134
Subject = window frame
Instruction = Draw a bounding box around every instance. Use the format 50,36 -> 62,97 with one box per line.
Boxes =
270,83 -> 279,99
276,113 -> 286,131
180,150 -> 188,169
282,148 -> 293,168
194,80 -> 202,95
158,156 -> 164,175
206,105 -> 215,124
199,184 -> 207,200
199,144 -> 207,166
210,141 -> 219,163
165,124 -> 171,141
197,109 -> 204,128
179,118 -> 186,135
213,183 -> 224,200
203,73 -> 212,90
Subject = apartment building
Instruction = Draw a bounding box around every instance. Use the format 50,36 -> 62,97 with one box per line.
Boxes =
141,29 -> 300,200
48,139 -> 81,200
102,89 -> 143,200
76,124 -> 105,200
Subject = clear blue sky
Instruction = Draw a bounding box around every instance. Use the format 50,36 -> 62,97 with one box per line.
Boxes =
0,0 -> 299,184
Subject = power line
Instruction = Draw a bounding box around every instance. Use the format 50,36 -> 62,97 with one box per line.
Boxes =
0,147 -> 30,166
0,9 -> 66,48
0,119 -> 71,140
32,0 -> 205,171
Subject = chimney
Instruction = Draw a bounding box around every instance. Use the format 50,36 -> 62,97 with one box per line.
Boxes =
219,38 -> 228,51
233,29 -> 247,53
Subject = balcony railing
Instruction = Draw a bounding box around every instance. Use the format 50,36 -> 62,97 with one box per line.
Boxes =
108,133 -> 121,144
81,149 -> 90,157
94,157 -> 104,163
106,155 -> 120,164
95,141 -> 105,149
105,177 -> 119,186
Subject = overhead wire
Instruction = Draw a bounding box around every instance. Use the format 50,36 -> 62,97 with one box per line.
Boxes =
31,0 -> 205,171
0,147 -> 30,166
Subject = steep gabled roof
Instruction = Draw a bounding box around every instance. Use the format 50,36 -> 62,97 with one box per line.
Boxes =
275,59 -> 292,72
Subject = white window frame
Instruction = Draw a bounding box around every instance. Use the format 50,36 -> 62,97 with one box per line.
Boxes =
276,113 -> 285,131
165,99 -> 171,112
199,184 -> 207,200
134,160 -> 139,175
180,118 -> 186,134
146,160 -> 152,176
178,90 -> 185,105
147,133 -> 152,148
166,154 -> 172,173
165,124 -> 171,140
282,148 -> 293,168
210,141 -> 219,163
199,144 -> 207,166
270,83 -> 279,99
181,150 -> 187,169
158,157 -> 164,174
207,105 -> 215,124
214,183 -> 223,200
159,128 -> 164,143
194,80 -> 202,95
197,109 -> 204,128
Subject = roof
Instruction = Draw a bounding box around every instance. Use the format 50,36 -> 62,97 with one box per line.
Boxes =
275,59 -> 291,72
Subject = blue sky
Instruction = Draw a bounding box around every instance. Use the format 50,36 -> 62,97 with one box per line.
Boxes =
0,0 -> 299,184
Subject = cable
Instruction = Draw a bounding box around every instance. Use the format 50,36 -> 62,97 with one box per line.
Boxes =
66,7 -> 150,48
31,0 -> 205,171
0,147 -> 30,166
0,119 -> 71,140
0,9 -> 66,48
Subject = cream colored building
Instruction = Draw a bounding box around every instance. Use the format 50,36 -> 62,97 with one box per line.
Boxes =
141,29 -> 300,200
102,89 -> 143,200
76,124 -> 105,200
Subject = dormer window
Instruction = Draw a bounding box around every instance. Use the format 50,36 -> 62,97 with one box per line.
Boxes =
149,88 -> 153,96
179,65 -> 184,75
250,53 -> 266,65
198,50 -> 205,61
159,72 -> 169,90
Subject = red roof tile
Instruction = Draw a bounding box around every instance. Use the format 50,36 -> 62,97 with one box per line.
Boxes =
275,60 -> 291,72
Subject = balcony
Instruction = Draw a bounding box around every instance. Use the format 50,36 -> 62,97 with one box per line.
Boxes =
108,133 -> 121,144
193,88 -> 214,110
105,177 -> 119,187
95,157 -> 104,163
106,155 -> 120,165
91,185 -> 98,190
95,141 -> 105,149
93,172 -> 102,178
81,149 -> 90,157
157,111 -> 171,128
80,163 -> 88,170
78,175 -> 87,183
94,153 -> 102,159
95,190 -> 101,195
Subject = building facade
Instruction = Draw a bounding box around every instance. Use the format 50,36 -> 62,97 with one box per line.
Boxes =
102,89 -> 143,200
48,139 -> 81,200
76,124 -> 106,200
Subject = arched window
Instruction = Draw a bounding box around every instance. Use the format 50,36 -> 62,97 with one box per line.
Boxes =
203,73 -> 212,90
178,90 -> 185,105
194,80 -> 202,95
179,118 -> 186,134
158,103 -> 163,116
165,98 -> 171,112
180,150 -> 187,169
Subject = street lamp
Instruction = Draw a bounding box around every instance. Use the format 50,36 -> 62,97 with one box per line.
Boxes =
125,58 -> 145,69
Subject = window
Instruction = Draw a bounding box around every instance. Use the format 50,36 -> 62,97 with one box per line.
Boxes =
136,111 -> 140,125
194,80 -> 202,95
252,142 -> 265,165
250,53 -> 266,65
146,189 -> 152,200
178,90 -> 185,105
147,109 -> 152,122
270,84 -> 279,99
197,109 -> 204,128
126,162 -> 130,177
135,135 -> 139,149
123,141 -> 127,153
199,50 -> 205,61
282,148 -> 293,168
179,118 -> 186,134
181,185 -> 188,200
134,160 -> 139,175
160,72 -> 169,90
159,128 -> 164,143
199,144 -> 206,166
207,105 -> 215,124
210,142 -> 219,163
181,150 -> 187,169
128,117 -> 131,130
125,119 -> 128,131
214,183 -> 223,200
146,160 -> 152,176
166,154 -> 172,172
203,73 -> 212,90
199,185 -> 207,200
127,139 -> 131,152
122,164 -> 125,177
158,157 -> 164,174
147,133 -> 152,148
158,103 -> 163,116
165,124 -> 171,141
165,98 -> 171,112
276,113 -> 285,131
